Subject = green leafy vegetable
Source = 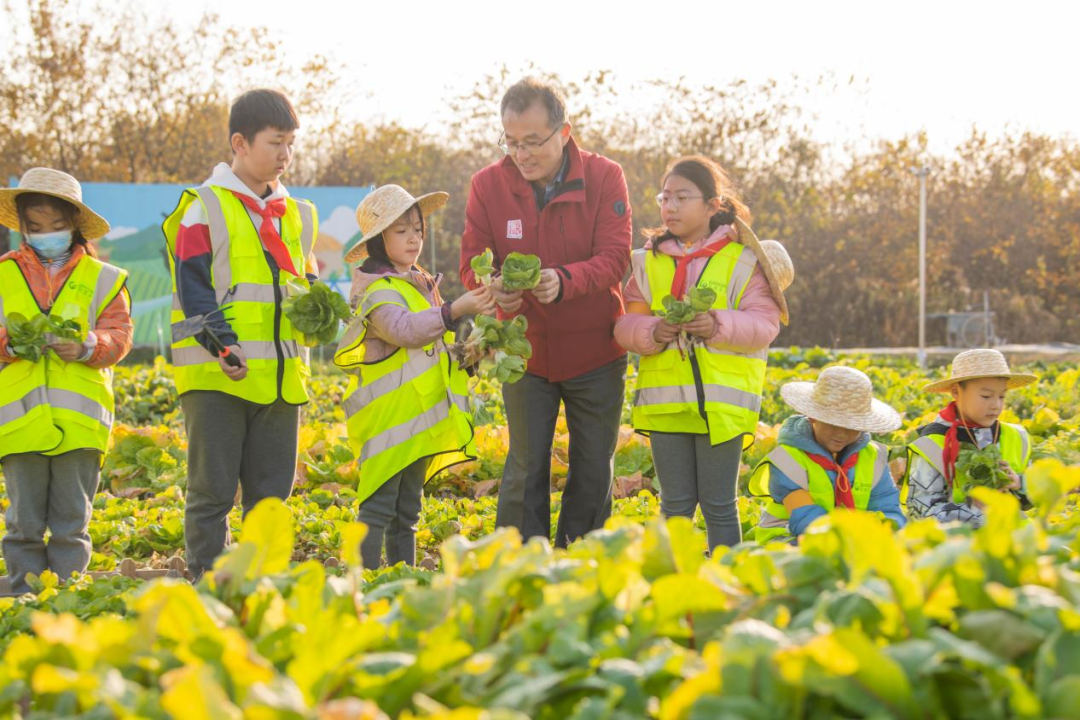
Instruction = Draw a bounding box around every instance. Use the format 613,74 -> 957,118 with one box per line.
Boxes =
492,351 -> 527,384
48,303 -> 87,343
500,252 -> 542,291
3,304 -> 90,362
470,248 -> 495,286
5,311 -> 51,362
660,286 -> 717,324
452,314 -> 532,383
956,444 -> 1015,493
282,280 -> 352,347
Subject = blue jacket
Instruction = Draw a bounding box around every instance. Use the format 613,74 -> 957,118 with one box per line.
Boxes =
768,416 -> 907,536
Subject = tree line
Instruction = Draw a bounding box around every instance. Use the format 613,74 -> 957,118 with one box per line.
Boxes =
3,0 -> 1077,347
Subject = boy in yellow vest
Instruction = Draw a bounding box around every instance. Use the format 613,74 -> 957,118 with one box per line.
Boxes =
0,168 -> 132,593
162,89 -> 319,579
749,366 -> 905,542
905,349 -> 1036,528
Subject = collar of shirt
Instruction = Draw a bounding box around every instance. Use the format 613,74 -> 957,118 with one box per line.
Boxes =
532,148 -> 570,211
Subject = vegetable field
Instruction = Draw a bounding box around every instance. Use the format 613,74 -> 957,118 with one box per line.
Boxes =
2,349 -> 1080,718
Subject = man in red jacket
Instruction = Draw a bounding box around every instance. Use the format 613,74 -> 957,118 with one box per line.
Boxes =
459,77 -> 632,547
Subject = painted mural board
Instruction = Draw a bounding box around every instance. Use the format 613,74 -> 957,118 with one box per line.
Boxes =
7,178 -> 371,347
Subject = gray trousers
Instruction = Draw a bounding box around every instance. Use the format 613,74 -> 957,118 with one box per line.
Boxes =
1,449 -> 101,594
497,356 -> 628,548
358,459 -> 425,568
181,391 -> 300,578
650,432 -> 743,552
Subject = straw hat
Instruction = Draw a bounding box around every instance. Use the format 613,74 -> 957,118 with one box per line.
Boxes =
734,218 -> 792,326
780,366 -> 903,433
922,349 -> 1038,393
0,167 -> 110,240
343,185 -> 449,263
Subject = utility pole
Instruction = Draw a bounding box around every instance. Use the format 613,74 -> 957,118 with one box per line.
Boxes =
909,166 -> 930,369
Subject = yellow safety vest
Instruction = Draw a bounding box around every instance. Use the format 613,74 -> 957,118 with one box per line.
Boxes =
334,276 -> 476,504
162,186 -> 317,405
905,423 -> 1030,503
0,256 -> 128,459
630,243 -> 767,447
748,441 -> 888,542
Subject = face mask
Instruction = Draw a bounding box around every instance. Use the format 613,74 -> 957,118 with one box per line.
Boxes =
26,230 -> 73,260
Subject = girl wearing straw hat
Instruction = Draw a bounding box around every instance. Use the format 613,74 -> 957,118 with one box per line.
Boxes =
615,156 -> 793,552
905,349 -> 1036,528
748,366 -> 906,542
335,185 -> 494,568
0,167 -> 133,594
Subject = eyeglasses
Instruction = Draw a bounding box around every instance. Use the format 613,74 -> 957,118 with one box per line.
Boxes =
655,192 -> 709,209
499,126 -> 561,156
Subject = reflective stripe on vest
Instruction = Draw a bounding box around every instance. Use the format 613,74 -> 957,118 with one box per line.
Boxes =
0,257 -> 125,457
630,244 -> 768,446
905,423 -> 1029,503
335,276 -> 476,503
163,186 -> 317,405
749,442 -> 887,535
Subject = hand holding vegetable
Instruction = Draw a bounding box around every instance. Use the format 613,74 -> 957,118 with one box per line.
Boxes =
490,276 -> 524,314
5,308 -> 89,362
955,444 -> 1017,494
532,269 -> 561,305
652,318 -> 681,345
681,312 -> 718,339
282,281 -> 352,347
50,341 -> 86,362
451,286 -> 497,320
660,287 -> 717,324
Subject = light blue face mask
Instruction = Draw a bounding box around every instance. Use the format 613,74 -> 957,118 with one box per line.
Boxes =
26,230 -> 73,260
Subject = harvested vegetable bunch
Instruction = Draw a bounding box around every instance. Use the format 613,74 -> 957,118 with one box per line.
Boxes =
453,314 -> 532,383
660,286 -> 717,324
5,312 -> 53,362
955,444 -> 1015,494
471,248 -> 495,287
282,280 -> 352,347
500,252 -> 542,291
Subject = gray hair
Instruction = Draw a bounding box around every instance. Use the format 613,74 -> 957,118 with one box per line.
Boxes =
500,76 -> 567,129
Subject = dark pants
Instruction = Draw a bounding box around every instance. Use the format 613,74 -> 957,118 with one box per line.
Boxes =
650,432 -> 744,552
497,355 -> 627,548
358,459 -> 425,568
1,449 -> 101,594
181,391 -> 300,578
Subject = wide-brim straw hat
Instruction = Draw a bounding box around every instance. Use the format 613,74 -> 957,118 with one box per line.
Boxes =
0,167 -> 110,241
781,366 -> 903,434
922,348 -> 1038,393
343,185 -> 449,263
735,218 -> 792,325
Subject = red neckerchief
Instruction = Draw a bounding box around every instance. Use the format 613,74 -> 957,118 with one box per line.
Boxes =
805,452 -> 860,509
232,192 -> 299,277
669,239 -> 731,298
939,401 -> 993,486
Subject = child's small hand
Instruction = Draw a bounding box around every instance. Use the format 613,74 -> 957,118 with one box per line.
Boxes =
681,312 -> 718,339
999,461 -> 1022,491
49,341 -> 85,362
452,286 -> 498,320
652,319 -> 681,345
